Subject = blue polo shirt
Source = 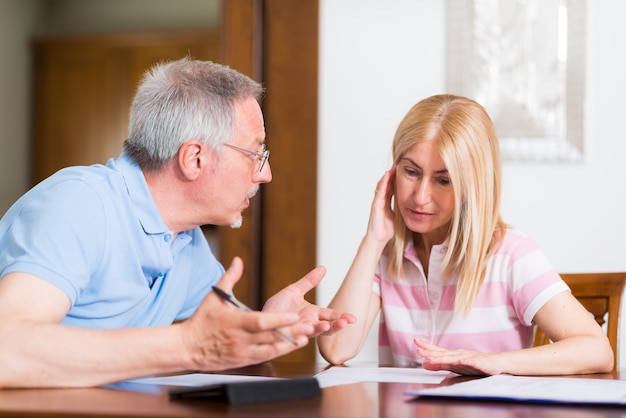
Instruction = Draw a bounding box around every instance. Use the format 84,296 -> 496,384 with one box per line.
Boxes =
0,152 -> 224,328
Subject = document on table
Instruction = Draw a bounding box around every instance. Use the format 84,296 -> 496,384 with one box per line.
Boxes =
121,373 -> 279,388
314,366 -> 450,388
111,366 -> 450,392
107,373 -> 280,393
408,374 -> 626,405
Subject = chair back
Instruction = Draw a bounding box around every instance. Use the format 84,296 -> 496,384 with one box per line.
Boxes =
533,272 -> 626,371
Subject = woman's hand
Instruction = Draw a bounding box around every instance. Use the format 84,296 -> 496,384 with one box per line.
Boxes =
414,339 -> 505,376
367,167 -> 396,244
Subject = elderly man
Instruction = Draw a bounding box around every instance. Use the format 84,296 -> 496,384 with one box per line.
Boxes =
0,57 -> 354,388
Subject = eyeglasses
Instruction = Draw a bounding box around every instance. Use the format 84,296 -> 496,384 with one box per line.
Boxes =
223,143 -> 270,173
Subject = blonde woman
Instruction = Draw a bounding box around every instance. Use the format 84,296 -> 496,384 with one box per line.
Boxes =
317,94 -> 613,376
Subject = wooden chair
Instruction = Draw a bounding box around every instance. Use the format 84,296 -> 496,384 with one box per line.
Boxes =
533,272 -> 626,371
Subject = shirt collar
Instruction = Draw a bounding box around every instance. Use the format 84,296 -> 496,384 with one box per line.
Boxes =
404,235 -> 450,259
107,151 -> 169,235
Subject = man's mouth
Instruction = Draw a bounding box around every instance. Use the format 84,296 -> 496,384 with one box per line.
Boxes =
243,187 -> 259,208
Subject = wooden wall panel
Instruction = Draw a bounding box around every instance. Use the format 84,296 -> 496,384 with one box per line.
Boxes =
221,0 -> 319,362
31,32 -> 219,185
261,0 -> 319,363
218,0 -> 264,309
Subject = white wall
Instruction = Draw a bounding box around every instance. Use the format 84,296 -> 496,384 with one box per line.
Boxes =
318,0 -> 626,369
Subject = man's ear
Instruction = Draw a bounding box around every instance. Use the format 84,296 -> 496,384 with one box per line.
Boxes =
177,140 -> 205,180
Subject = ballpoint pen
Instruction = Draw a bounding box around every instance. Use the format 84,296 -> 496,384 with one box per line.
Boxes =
212,286 -> 298,346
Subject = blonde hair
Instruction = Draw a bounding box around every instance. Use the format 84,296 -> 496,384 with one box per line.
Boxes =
388,94 -> 506,314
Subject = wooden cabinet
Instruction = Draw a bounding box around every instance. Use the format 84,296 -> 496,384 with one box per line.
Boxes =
31,31 -> 219,184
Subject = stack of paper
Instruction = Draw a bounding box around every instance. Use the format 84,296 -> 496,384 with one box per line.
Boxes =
408,374 -> 626,405
314,366 -> 450,388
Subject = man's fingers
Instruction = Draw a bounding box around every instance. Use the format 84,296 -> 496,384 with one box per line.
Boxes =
289,265 -> 326,295
316,307 -> 356,322
214,257 -> 244,293
241,310 -> 301,333
239,311 -> 313,346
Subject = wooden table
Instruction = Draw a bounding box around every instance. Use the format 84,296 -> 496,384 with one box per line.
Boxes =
0,362 -> 624,417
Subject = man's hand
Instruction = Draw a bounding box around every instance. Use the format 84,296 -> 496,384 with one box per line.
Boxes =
262,265 -> 356,337
179,257 -> 314,372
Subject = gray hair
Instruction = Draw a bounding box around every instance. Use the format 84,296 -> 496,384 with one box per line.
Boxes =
124,57 -> 264,171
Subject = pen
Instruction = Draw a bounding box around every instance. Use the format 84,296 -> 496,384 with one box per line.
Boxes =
212,286 -> 299,346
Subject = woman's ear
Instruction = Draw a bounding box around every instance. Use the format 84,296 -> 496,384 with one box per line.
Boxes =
177,140 -> 205,180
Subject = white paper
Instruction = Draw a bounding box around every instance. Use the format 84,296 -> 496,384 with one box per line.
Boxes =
314,366 -> 450,388
408,374 -> 626,405
124,373 -> 279,387
117,366 -> 450,391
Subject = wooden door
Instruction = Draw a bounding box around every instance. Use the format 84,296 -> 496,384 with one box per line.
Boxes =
221,0 -> 319,363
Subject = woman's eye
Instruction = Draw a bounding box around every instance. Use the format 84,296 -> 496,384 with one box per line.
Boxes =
403,166 -> 419,177
437,177 -> 451,186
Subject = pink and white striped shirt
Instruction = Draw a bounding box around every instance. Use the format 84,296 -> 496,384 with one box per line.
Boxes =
373,228 -> 569,366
